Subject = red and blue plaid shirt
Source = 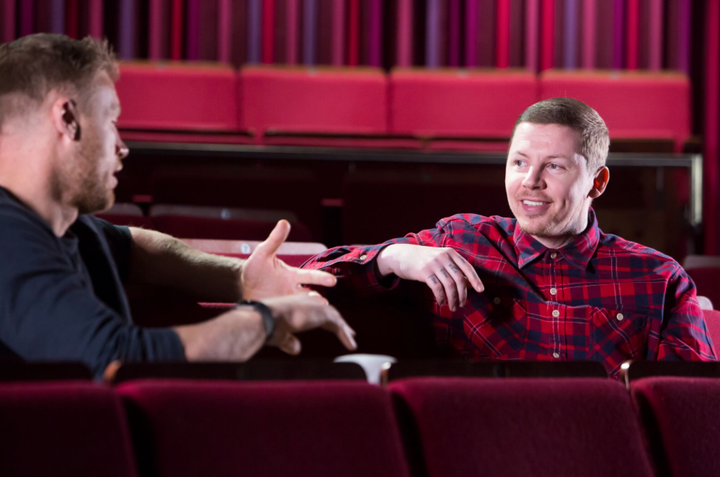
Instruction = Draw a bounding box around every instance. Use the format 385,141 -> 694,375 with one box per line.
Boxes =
303,210 -> 716,376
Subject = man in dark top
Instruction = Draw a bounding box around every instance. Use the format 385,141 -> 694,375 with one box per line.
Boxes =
0,34 -> 356,378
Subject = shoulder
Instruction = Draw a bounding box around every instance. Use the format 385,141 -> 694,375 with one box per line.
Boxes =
0,197 -> 57,247
597,231 -> 683,276
436,213 -> 516,236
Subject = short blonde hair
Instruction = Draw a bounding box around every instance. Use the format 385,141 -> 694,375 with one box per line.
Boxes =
511,97 -> 610,173
0,33 -> 118,129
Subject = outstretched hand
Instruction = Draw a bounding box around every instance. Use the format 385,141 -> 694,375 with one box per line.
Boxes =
263,292 -> 357,355
377,244 -> 484,311
241,220 -> 337,300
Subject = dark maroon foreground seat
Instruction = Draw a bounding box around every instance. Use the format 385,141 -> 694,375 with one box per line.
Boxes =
390,377 -> 654,477
117,380 -> 410,477
0,382 -> 137,477
631,377 -> 720,477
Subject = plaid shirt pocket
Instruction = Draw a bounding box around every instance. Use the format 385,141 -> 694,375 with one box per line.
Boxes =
590,308 -> 649,368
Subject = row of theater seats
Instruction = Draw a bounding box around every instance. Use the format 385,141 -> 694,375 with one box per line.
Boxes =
2,366 -> 720,477
96,203 -> 317,242
116,64 -> 691,152
684,255 -> 720,311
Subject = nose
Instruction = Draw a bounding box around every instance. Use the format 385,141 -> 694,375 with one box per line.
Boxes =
116,137 -> 129,160
521,166 -> 545,189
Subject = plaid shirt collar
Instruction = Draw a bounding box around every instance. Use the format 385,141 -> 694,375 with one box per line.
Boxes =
513,209 -> 601,270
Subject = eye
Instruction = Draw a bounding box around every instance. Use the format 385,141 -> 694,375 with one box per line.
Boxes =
547,163 -> 563,170
513,159 -> 525,167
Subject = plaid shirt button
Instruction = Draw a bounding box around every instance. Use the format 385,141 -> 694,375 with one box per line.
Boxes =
552,310 -> 560,317
359,254 -> 367,261
493,297 -> 501,304
550,288 -> 557,296
616,313 -> 624,321
553,352 -> 560,358
550,252 -> 558,259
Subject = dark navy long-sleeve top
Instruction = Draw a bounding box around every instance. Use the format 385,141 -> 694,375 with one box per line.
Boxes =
0,186 -> 185,378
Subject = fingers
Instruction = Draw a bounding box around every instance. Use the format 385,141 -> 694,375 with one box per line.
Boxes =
445,264 -> 468,306
265,294 -> 356,352
425,273 -> 447,309
433,266 -> 461,311
450,255 -> 484,293
253,220 -> 291,259
294,268 -> 337,288
277,333 -> 301,355
424,250 -> 483,311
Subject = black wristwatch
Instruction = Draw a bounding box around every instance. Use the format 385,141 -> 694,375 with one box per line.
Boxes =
235,300 -> 275,341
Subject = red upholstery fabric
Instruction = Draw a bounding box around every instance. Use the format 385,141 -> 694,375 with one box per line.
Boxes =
262,134 -> 423,149
687,268 -> 720,307
152,215 -> 313,241
390,377 -> 654,477
118,130 -> 254,144
117,380 -> 410,477
241,67 -> 388,136
0,382 -> 137,477
116,63 -> 239,131
389,70 -> 537,137
631,377 -> 720,477
540,71 -> 691,151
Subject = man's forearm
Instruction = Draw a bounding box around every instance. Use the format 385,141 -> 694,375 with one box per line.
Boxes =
128,227 -> 244,303
174,308 -> 266,361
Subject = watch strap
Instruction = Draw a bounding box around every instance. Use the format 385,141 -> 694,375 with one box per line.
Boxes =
236,300 -> 275,341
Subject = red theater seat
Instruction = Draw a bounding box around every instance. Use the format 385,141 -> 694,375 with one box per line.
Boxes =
390,378 -> 654,477
241,66 -> 389,140
149,204 -> 314,242
390,69 -> 537,138
117,380 -> 410,477
95,202 -> 153,228
116,62 -> 240,132
631,377 -> 720,476
683,255 -> 720,308
540,70 -> 691,151
0,382 -> 137,477
181,238 -> 325,267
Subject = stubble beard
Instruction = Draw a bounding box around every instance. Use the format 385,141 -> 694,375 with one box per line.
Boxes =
52,128 -> 115,216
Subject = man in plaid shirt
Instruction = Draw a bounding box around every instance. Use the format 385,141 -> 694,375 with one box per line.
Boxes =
303,97 -> 716,376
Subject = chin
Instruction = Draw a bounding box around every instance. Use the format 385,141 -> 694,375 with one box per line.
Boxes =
77,192 -> 115,215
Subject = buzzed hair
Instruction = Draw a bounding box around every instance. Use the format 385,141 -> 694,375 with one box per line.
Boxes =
511,97 -> 610,173
0,33 -> 117,129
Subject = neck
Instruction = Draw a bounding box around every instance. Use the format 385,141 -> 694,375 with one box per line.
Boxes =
531,233 -> 575,250
530,208 -> 591,250
0,135 -> 78,237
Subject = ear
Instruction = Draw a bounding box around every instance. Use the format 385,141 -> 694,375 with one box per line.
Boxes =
588,166 -> 609,199
51,98 -> 81,141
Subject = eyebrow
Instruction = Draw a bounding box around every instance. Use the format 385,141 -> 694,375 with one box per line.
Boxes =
511,151 -> 571,160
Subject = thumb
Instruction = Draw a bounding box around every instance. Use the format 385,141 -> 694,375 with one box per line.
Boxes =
254,220 -> 291,258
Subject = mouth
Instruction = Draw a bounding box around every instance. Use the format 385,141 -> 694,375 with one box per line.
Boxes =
519,198 -> 551,214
